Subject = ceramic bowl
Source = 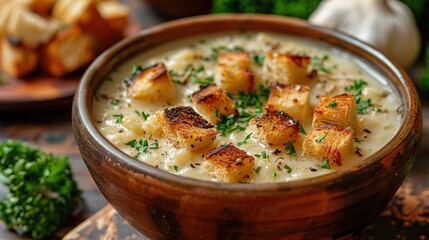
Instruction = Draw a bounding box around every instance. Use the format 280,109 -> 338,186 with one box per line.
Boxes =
72,14 -> 422,239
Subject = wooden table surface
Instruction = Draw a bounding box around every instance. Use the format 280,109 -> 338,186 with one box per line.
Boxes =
0,0 -> 428,239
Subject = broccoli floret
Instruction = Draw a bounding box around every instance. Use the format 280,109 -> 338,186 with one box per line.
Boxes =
0,140 -> 81,239
273,0 -> 321,19
212,0 -> 241,13
239,0 -> 274,13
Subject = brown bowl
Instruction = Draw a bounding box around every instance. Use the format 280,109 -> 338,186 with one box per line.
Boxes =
72,14 -> 422,239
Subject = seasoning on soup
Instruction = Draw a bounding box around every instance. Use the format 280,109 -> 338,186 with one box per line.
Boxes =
93,33 -> 401,183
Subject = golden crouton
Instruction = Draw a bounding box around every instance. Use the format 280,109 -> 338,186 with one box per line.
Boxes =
0,2 -> 21,37
14,0 -> 56,15
262,51 -> 311,85
52,0 -> 122,51
6,7 -> 60,49
160,106 -> 218,151
96,1 -> 130,35
202,144 -> 254,183
248,111 -> 300,146
41,26 -> 95,77
313,94 -> 357,130
192,84 -> 238,124
302,125 -> 355,166
214,51 -> 254,94
128,63 -> 176,103
0,37 -> 38,77
266,84 -> 311,122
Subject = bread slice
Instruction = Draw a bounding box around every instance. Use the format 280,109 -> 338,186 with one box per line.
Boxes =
192,84 -> 238,124
302,125 -> 355,166
266,84 -> 311,122
14,0 -> 57,15
0,37 -> 38,77
128,63 -> 176,103
41,26 -> 95,77
248,110 -> 300,146
52,0 -> 122,51
312,94 -> 357,130
151,106 -> 218,151
96,1 -> 130,35
263,51 -> 311,85
202,144 -> 254,183
6,6 -> 60,49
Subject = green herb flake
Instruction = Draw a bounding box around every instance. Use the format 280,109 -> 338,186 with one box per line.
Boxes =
161,151 -> 168,156
273,172 -> 277,177
109,99 -> 121,106
299,125 -> 307,135
238,133 -> 252,146
284,141 -> 297,157
345,79 -> 368,96
315,131 -> 329,143
113,113 -> 124,123
354,137 -> 362,143
254,154 -> 261,158
173,165 -> 180,172
253,166 -> 262,174
252,54 -> 265,67
261,151 -> 268,159
131,64 -> 143,75
125,139 -> 137,148
310,54 -> 336,73
284,164 -> 292,174
327,101 -> 338,108
321,160 -> 331,169
141,111 -> 150,120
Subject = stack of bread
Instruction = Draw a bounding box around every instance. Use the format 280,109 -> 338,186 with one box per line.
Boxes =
0,0 -> 130,78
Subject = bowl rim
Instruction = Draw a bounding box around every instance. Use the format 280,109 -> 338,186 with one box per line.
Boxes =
75,14 -> 418,193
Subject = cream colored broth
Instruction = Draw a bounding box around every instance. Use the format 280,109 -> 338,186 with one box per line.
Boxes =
92,33 -> 401,183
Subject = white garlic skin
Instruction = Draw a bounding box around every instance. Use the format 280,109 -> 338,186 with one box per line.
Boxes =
309,0 -> 421,69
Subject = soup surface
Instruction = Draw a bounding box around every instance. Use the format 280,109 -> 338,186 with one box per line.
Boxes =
93,33 -> 401,183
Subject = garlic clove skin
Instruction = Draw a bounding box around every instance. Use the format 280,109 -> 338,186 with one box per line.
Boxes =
309,0 -> 421,69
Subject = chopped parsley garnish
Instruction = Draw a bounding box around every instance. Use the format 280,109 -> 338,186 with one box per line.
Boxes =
113,113 -> 124,123
354,137 -> 362,143
299,125 -> 307,135
345,80 -> 377,115
173,165 -> 179,172
131,64 -> 143,75
192,75 -> 214,86
109,98 -> 121,106
356,98 -> 374,115
238,133 -> 252,146
320,160 -> 331,169
327,101 -> 338,108
216,114 -> 245,136
273,172 -> 277,177
284,164 -> 292,174
345,79 -> 368,95
125,138 -> 159,155
214,109 -> 219,117
233,84 -> 270,112
252,54 -> 265,67
261,150 -> 268,159
310,54 -> 337,73
135,110 -> 150,120
315,131 -> 329,143
284,141 -> 297,157
254,154 -> 261,158
253,166 -> 262,174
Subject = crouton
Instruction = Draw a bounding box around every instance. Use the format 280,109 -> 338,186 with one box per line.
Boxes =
41,26 -> 95,77
14,0 -> 56,15
0,2 -> 21,37
266,84 -> 311,122
128,63 -> 176,103
214,51 -> 254,94
6,7 -> 60,49
157,106 -> 218,151
202,144 -> 254,183
262,51 -> 311,85
313,94 -> 357,130
0,37 -> 38,77
96,1 -> 130,35
52,0 -> 122,51
192,84 -> 238,124
302,125 -> 355,166
248,111 -> 300,146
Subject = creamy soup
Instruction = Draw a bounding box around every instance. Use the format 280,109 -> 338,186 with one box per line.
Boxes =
93,33 -> 401,183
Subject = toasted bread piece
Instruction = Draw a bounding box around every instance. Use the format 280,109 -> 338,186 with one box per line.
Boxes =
0,37 -> 38,77
0,2 -> 21,37
128,63 -> 176,103
96,1 -> 130,35
14,0 -> 57,15
302,125 -> 355,166
313,94 -> 357,130
202,144 -> 254,183
266,84 -> 311,122
192,84 -> 238,124
248,111 -> 300,146
6,7 -> 60,49
42,26 -> 95,77
157,106 -> 218,151
263,51 -> 311,85
52,0 -> 121,51
214,51 -> 254,94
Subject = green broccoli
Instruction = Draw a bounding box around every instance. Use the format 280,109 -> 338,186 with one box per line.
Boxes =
0,140 -> 81,239
273,0 -> 322,19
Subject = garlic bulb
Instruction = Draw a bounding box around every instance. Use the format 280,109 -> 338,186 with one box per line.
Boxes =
309,0 -> 421,69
